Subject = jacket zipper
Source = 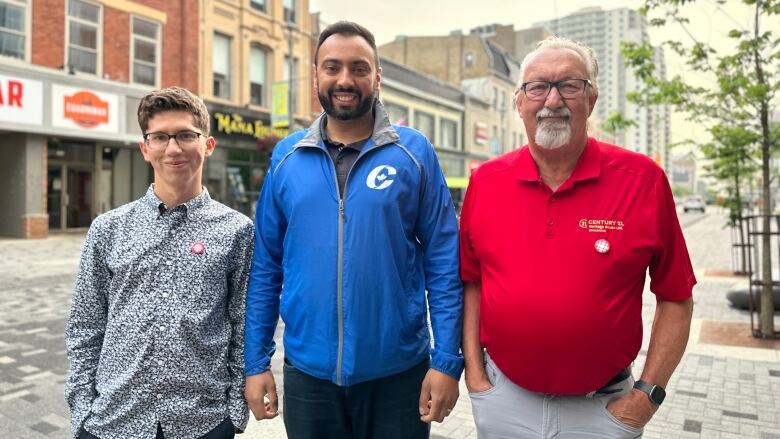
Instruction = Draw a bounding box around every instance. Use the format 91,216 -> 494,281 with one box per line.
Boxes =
333,145 -> 377,386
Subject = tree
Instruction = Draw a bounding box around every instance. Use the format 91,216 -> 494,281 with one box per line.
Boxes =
621,0 -> 779,336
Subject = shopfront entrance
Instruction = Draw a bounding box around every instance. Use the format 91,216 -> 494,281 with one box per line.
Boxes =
47,141 -> 95,230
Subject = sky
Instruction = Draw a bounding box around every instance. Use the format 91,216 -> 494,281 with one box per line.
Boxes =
309,0 -> 777,149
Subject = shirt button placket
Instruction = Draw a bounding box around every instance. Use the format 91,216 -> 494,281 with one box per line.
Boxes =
545,195 -> 558,238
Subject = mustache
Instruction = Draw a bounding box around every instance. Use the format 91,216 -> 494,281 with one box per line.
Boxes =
330,86 -> 361,95
536,107 -> 571,121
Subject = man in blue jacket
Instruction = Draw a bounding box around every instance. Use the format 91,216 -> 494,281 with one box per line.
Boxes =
244,21 -> 463,439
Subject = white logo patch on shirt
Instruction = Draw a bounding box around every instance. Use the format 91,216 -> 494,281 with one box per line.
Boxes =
366,165 -> 397,190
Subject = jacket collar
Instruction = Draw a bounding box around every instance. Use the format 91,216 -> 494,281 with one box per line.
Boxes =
296,99 -> 401,151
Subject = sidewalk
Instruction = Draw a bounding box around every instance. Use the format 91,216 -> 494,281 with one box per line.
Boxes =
0,209 -> 778,438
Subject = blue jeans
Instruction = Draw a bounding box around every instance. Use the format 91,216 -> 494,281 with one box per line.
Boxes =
282,358 -> 431,439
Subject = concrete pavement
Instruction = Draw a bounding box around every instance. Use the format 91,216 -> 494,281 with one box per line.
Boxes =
0,209 -> 779,438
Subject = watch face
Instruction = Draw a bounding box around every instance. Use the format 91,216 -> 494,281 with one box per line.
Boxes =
649,386 -> 666,404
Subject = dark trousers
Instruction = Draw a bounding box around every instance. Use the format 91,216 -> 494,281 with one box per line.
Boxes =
282,358 -> 431,439
79,418 -> 234,439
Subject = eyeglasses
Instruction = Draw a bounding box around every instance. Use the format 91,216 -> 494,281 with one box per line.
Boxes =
143,131 -> 202,148
520,79 -> 592,101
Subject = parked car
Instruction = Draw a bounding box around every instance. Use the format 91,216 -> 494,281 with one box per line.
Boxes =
683,195 -> 706,213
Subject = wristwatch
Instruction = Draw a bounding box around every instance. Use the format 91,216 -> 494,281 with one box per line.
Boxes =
633,380 -> 666,405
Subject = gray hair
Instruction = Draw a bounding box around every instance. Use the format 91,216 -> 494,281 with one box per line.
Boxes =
517,36 -> 599,95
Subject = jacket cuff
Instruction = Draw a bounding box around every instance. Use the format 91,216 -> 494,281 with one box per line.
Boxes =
430,348 -> 464,380
244,355 -> 272,377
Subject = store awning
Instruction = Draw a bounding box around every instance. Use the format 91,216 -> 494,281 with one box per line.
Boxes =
446,177 -> 469,189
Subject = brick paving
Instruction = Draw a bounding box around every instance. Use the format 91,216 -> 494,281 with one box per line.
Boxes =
1,209 -> 778,438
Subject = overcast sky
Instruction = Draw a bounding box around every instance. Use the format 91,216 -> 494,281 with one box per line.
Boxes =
309,0 -> 776,147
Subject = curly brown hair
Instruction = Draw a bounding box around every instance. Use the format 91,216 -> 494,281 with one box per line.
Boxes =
137,87 -> 210,135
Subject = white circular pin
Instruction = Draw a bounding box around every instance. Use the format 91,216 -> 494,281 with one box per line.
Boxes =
594,239 -> 610,254
191,242 -> 206,255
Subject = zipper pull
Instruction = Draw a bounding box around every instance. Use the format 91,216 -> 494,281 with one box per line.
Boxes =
339,199 -> 346,221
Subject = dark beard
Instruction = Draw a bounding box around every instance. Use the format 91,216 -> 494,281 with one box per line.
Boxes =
319,87 -> 375,121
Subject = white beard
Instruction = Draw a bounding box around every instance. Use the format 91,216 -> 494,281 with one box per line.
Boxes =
534,108 -> 571,150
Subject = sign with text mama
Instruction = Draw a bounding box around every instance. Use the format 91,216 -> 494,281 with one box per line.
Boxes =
52,84 -> 119,133
0,74 -> 43,126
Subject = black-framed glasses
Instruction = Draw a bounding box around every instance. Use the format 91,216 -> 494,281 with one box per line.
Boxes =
143,131 -> 202,148
520,79 -> 592,101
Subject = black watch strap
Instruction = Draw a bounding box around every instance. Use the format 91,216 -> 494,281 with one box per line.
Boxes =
634,380 -> 666,405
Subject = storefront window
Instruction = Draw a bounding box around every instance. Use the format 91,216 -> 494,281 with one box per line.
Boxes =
384,101 -> 408,126
414,111 -> 435,142
440,118 -> 458,150
205,147 -> 267,218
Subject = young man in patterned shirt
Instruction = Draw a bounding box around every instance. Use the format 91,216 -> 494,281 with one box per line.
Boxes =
65,87 -> 253,439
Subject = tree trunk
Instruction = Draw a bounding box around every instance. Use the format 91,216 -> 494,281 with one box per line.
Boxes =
736,173 -> 747,274
754,0 -> 775,337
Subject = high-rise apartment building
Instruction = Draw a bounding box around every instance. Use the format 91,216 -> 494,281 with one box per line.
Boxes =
535,7 -> 670,167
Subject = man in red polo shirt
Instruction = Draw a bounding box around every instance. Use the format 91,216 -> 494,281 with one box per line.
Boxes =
459,36 -> 695,438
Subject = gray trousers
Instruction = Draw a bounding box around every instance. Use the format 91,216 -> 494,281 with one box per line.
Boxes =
469,354 -> 644,439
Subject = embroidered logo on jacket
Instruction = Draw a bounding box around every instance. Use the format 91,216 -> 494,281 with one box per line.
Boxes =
366,165 -> 397,190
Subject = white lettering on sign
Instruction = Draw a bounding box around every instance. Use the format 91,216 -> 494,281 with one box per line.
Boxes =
0,74 -> 44,126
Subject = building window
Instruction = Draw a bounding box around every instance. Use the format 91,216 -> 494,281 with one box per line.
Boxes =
250,0 -> 266,13
283,0 -> 295,23
0,0 -> 25,60
213,33 -> 231,99
384,101 -> 408,126
131,17 -> 159,86
500,90 -> 506,111
464,51 -> 473,68
283,55 -> 298,113
414,111 -> 435,142
67,0 -> 101,74
440,118 -> 458,150
492,86 -> 498,110
250,45 -> 268,106
490,126 -> 500,155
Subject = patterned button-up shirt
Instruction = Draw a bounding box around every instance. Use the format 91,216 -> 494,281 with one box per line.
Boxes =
65,186 -> 253,439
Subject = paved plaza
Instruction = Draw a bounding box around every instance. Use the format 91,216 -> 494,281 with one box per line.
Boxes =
1,209 -> 779,438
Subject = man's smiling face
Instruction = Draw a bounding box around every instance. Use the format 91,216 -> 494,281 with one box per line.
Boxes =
314,34 -> 381,121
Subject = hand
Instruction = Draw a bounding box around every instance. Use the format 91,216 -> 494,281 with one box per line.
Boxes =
245,371 -> 279,421
606,388 -> 658,429
464,363 -> 492,393
419,369 -> 459,423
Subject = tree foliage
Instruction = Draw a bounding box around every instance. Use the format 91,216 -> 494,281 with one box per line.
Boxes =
622,0 -> 779,336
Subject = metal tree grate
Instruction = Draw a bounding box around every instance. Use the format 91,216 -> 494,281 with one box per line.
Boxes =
743,214 -> 780,339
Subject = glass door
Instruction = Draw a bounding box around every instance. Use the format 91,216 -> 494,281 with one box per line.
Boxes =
47,164 -> 94,229
47,165 -> 65,229
66,166 -> 93,228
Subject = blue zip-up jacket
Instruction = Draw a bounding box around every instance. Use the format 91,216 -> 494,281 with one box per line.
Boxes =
245,101 -> 464,386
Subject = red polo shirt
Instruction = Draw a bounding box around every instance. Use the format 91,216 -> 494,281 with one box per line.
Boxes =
459,137 -> 695,395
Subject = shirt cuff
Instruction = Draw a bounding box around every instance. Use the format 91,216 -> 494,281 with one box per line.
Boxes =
228,392 -> 249,432
69,399 -> 92,438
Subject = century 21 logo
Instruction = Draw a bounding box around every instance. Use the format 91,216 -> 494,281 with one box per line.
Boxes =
366,165 -> 397,190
